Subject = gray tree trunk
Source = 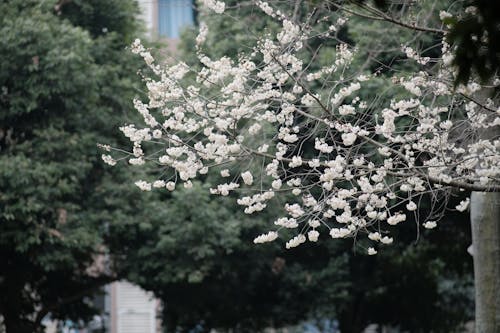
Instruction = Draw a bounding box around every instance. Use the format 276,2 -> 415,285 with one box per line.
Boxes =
471,191 -> 500,332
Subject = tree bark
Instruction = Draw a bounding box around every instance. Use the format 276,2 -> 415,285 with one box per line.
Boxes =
471,191 -> 500,332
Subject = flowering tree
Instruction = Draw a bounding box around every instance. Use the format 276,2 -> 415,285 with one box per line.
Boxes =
102,0 -> 499,330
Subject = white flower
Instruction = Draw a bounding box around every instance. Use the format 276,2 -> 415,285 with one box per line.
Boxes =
378,147 -> 391,157
101,154 -> 116,166
439,11 -> 452,20
286,234 -> 306,249
357,75 -> 369,82
257,1 -> 274,16
308,230 -> 320,242
220,169 -> 230,177
241,171 -> 254,185
315,138 -> 333,153
341,133 -> 357,146
406,201 -> 417,211
274,217 -> 298,228
135,180 -> 151,191
387,213 -> 406,225
248,123 -> 262,135
152,129 -> 162,139
129,158 -> 145,165
338,105 -> 355,116
285,203 -> 304,218
196,22 -> 208,46
254,231 -> 278,244
277,20 -> 300,45
98,144 -> 111,152
166,181 -> 176,191
153,180 -> 165,188
337,17 -> 347,26
308,159 -> 320,168
258,144 -> 269,153
272,179 -> 282,190
131,38 -> 144,54
456,198 -> 470,212
200,0 -> 225,13
283,133 -> 298,143
423,221 -> 437,229
131,146 -> 142,157
308,219 -> 320,228
289,156 -> 303,168
400,184 -> 412,192
367,247 -> 377,255
380,236 -> 393,245
330,228 -> 351,238
212,182 -> 240,196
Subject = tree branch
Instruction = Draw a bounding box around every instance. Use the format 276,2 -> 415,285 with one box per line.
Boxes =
328,1 -> 446,34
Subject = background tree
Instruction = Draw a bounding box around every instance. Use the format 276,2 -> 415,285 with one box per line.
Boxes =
117,181 -> 473,333
0,0 -> 148,332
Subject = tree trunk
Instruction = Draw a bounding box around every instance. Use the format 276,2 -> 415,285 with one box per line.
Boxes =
470,191 -> 500,332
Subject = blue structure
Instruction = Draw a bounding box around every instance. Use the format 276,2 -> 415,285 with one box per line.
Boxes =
158,0 -> 194,38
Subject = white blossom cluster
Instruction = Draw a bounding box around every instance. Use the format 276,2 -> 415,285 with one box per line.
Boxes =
104,1 -> 500,255
199,0 -> 225,14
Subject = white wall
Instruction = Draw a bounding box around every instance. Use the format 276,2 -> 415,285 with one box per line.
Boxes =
114,281 -> 158,333
137,0 -> 158,37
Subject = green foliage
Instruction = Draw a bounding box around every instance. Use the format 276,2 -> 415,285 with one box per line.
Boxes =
119,182 -> 473,332
57,0 -> 142,41
0,0 -> 147,331
447,0 -> 500,85
116,181 -> 351,332
336,209 -> 473,333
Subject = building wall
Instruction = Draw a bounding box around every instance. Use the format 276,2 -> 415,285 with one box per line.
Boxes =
137,0 -> 194,51
138,0 -> 158,37
109,281 -> 159,333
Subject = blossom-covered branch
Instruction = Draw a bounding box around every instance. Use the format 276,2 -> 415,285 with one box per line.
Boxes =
101,0 -> 499,254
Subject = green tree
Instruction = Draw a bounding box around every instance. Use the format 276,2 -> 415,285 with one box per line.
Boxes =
119,182 -> 472,332
0,1 -> 147,332
114,181 -> 350,333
